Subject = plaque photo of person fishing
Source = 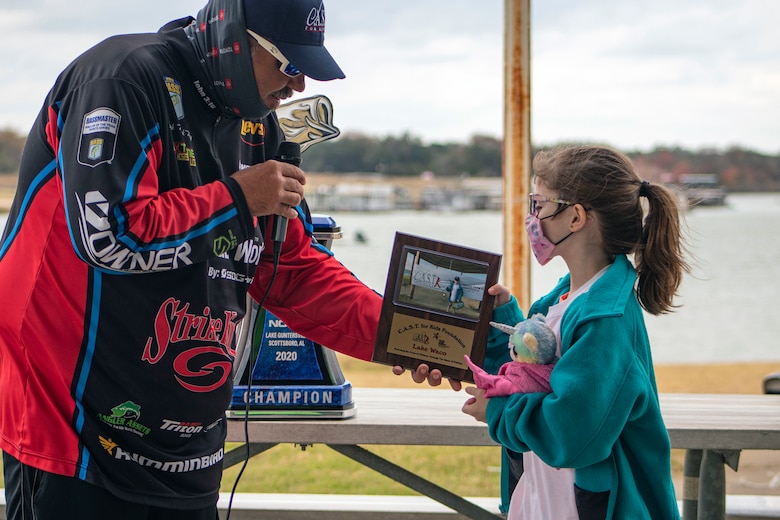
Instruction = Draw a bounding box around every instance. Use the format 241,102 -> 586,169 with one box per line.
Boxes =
373,232 -> 502,382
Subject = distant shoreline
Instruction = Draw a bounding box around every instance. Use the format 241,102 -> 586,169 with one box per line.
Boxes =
0,173 -> 16,213
0,171 -> 485,214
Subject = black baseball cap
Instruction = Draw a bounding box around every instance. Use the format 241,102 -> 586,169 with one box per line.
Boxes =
243,0 -> 345,81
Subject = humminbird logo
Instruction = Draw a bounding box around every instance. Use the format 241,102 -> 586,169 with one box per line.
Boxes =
76,191 -> 193,272
99,435 -> 223,473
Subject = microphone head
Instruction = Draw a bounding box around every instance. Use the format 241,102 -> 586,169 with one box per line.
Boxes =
275,141 -> 302,166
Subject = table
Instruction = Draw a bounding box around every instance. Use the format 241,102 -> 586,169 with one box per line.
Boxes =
224,389 -> 780,520
662,393 -> 780,520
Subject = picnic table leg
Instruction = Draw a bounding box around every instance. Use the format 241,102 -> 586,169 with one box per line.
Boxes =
698,449 -> 726,520
696,449 -> 739,520
329,444 -> 503,520
682,449 -> 702,520
222,442 -> 278,468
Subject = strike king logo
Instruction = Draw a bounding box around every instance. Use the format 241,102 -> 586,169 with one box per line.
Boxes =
142,297 -> 238,393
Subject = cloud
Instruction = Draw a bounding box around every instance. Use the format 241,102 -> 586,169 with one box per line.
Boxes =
530,0 -> 780,153
0,0 -> 778,153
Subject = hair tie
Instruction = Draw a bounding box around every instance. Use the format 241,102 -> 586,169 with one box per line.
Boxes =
639,181 -> 651,197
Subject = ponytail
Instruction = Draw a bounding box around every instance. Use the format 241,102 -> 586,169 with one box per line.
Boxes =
635,181 -> 690,315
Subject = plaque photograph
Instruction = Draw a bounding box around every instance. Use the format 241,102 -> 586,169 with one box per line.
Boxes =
373,233 -> 502,382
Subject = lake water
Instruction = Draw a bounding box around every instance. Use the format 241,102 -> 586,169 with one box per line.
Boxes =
2,192 -> 779,364
317,192 -> 780,365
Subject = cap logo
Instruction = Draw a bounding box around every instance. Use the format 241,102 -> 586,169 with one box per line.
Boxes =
305,1 -> 326,33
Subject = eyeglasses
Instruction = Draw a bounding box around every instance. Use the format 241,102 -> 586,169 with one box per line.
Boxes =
247,30 -> 303,78
528,193 -> 574,217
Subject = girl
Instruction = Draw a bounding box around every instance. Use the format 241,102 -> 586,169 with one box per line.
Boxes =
462,144 -> 687,519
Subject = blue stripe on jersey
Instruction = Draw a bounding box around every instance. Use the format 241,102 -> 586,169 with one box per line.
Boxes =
300,208 -> 334,257
122,124 -> 161,203
108,124 -> 241,253
115,207 -> 239,252
74,270 -> 102,480
0,160 -> 57,261
57,110 -> 92,266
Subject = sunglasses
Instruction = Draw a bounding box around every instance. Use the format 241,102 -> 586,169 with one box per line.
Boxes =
247,30 -> 303,78
528,193 -> 574,217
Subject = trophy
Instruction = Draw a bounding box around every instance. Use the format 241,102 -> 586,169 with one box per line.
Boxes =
228,97 -> 354,419
228,215 -> 356,419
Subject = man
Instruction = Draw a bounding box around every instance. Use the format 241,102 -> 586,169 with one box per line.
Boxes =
0,1 -> 447,518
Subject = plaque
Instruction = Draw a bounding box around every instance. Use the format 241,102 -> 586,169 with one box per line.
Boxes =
373,233 -> 502,382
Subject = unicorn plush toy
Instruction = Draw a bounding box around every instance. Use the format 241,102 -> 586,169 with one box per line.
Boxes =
465,314 -> 558,397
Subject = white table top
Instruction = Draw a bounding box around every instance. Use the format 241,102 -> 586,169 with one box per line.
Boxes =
226,388 -> 780,450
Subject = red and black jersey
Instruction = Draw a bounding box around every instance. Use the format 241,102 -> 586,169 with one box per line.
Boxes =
0,2 -> 380,509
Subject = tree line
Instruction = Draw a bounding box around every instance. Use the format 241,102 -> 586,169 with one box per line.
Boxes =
1,128 -> 778,192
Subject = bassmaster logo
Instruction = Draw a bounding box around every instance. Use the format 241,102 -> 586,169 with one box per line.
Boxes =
99,436 -> 223,473
76,191 -> 193,272
164,76 -> 185,120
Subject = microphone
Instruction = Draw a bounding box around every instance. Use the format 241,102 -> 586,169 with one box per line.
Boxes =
272,141 -> 302,243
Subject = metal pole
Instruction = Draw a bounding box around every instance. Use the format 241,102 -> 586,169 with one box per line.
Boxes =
698,449 -> 726,520
503,0 -> 532,310
682,449 -> 702,520
329,444 -> 503,520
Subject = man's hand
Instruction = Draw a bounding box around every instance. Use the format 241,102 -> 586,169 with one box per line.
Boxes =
231,160 -> 305,218
392,364 -> 462,391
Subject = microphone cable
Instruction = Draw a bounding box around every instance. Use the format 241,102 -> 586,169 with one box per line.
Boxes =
225,216 -> 283,520
227,142 -> 298,518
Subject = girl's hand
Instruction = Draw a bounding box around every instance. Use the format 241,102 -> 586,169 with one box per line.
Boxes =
392,364 -> 462,391
462,385 -> 488,423
488,284 -> 512,308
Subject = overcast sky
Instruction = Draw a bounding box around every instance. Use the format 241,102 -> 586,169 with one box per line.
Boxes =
1,1 -> 778,154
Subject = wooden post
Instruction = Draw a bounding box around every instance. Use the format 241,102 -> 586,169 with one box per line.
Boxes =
503,0 -> 532,310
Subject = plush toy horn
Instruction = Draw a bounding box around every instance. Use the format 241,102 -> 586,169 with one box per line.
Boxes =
489,321 -> 519,335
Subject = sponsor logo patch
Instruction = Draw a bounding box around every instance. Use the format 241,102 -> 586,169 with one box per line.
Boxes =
98,401 -> 151,437
78,108 -> 121,167
164,76 -> 185,120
